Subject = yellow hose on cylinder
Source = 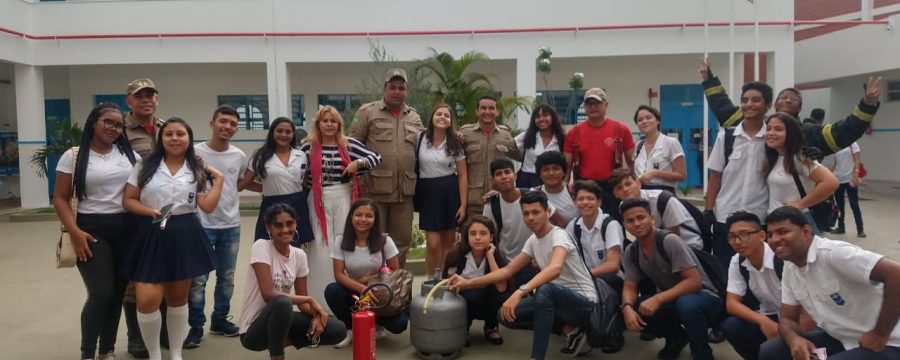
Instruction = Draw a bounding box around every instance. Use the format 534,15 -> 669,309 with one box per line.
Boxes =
422,279 -> 451,315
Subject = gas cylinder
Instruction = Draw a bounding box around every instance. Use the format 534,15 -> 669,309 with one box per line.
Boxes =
410,279 -> 467,360
352,310 -> 376,360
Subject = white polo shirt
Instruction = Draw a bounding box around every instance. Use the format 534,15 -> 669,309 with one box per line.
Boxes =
565,211 -> 623,276
446,253 -> 488,279
641,189 -> 703,250
417,135 -> 465,179
127,160 -> 200,216
57,148 -> 139,214
766,155 -> 821,214
633,134 -> 685,190
782,236 -> 899,350
708,121 -> 768,223
514,132 -> 560,174
727,243 -> 782,315
247,149 -> 306,196
195,142 -> 247,228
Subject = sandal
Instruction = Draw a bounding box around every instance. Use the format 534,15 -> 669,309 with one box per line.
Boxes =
484,327 -> 504,345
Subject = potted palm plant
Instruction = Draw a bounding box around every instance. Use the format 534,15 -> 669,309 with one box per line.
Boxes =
30,117 -> 82,196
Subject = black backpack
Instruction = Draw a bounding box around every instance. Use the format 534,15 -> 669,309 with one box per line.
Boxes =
736,255 -> 784,311
656,190 -> 714,252
722,127 -> 737,169
629,230 -> 728,322
566,230 -> 625,353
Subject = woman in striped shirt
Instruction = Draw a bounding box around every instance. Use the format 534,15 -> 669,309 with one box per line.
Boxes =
300,105 -> 381,311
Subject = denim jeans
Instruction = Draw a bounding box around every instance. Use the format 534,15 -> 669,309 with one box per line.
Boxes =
500,283 -> 595,360
721,314 -> 778,360
713,222 -> 735,270
189,227 -> 240,328
638,292 -> 720,360
760,328 -> 900,359
835,183 -> 864,232
459,288 -> 502,330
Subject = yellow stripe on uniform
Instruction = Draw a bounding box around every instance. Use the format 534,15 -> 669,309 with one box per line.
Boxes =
724,110 -> 743,128
704,85 -> 725,97
852,106 -> 874,122
822,124 -> 839,153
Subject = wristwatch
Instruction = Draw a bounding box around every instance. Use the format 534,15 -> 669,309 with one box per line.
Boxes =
619,303 -> 633,312
517,284 -> 530,295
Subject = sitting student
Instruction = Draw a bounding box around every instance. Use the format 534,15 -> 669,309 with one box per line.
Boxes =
238,204 -> 346,360
565,180 -> 624,293
482,158 -> 538,286
760,206 -> 900,360
533,151 -> 578,226
721,211 -> 815,360
450,191 -> 602,359
610,168 -> 703,250
620,198 -> 720,360
442,215 -> 508,346
325,198 -> 408,348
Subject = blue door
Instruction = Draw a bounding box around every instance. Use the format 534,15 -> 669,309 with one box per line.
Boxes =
44,98 -> 72,197
659,84 -> 718,189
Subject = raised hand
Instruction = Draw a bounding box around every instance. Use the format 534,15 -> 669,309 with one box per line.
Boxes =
699,57 -> 711,81
865,76 -> 882,104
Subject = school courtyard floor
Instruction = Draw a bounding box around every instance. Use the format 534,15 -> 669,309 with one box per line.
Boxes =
2,187 -> 898,360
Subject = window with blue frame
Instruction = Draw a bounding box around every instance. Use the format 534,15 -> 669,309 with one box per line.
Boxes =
535,91 -> 585,125
317,94 -> 363,127
217,95 -> 305,130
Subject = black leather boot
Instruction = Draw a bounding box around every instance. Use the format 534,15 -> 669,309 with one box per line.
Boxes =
123,301 -> 149,359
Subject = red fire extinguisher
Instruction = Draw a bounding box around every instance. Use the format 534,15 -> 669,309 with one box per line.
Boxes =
352,310 -> 376,360
351,282 -> 393,360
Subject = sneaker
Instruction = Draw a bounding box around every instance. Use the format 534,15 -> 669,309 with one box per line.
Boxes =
657,336 -> 688,360
334,330 -> 353,349
210,316 -> 240,337
183,327 -> 204,349
858,231 -> 867,238
832,228 -> 846,234
97,353 -> 117,360
375,325 -> 388,340
560,328 -> 591,357
707,328 -> 725,343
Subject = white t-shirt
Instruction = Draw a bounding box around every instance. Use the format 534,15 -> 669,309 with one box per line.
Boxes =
708,122 -> 769,223
247,149 -> 306,196
446,253 -> 487,279
194,142 -> 247,228
726,244 -> 782,315
514,132 -> 561,173
782,236 -> 899,350
542,186 -> 578,224
127,160 -> 200,215
641,189 -> 703,250
482,194 -> 532,262
823,142 -> 860,184
238,240 -> 309,334
521,227 -> 598,302
633,134 -> 685,189
565,211 -> 623,275
417,134 -> 465,179
330,235 -> 400,280
56,147 -> 139,214
766,155 -> 821,214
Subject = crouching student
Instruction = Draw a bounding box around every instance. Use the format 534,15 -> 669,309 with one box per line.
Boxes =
760,206 -> 900,360
721,211 -> 815,360
442,215 -> 508,346
610,168 -> 704,251
482,159 -> 539,288
565,180 -> 624,293
533,151 -> 578,227
450,191 -> 600,359
238,204 -> 346,359
620,198 -> 720,360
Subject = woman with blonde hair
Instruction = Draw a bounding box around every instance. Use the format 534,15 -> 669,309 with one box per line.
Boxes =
300,105 -> 381,312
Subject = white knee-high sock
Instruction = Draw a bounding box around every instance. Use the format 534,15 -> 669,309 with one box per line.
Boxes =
166,304 -> 189,360
136,310 -> 162,360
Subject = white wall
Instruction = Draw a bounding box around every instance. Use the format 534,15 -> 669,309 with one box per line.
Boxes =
797,87 -> 831,120
0,62 -> 16,132
796,14 -> 899,84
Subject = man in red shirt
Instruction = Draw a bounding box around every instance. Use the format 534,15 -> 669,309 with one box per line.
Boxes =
564,87 -> 635,216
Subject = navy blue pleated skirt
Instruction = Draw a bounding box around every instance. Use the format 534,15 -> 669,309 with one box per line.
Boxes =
121,214 -> 216,283
254,191 -> 314,247
415,174 -> 461,231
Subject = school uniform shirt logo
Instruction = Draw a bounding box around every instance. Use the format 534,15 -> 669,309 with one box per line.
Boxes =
595,249 -> 606,261
830,293 -> 846,306
653,163 -> 660,169
228,166 -> 237,174
188,192 -> 195,204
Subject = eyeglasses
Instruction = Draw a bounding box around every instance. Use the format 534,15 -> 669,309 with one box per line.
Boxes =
727,230 -> 762,243
101,119 -> 125,131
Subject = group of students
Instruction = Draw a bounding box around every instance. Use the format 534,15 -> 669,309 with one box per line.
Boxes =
55,57 -> 895,360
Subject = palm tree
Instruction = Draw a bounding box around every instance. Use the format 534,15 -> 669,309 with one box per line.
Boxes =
415,49 -> 495,125
30,117 -> 82,178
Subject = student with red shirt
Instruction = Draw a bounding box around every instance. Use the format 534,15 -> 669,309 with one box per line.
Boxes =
564,87 -> 636,217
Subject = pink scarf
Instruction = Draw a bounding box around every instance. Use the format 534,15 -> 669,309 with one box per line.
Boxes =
310,141 -> 359,246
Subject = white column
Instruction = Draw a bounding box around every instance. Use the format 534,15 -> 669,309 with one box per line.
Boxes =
861,0 -> 874,21
514,55 -> 537,131
266,58 -> 292,121
14,64 -> 48,208
772,50 -> 795,99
